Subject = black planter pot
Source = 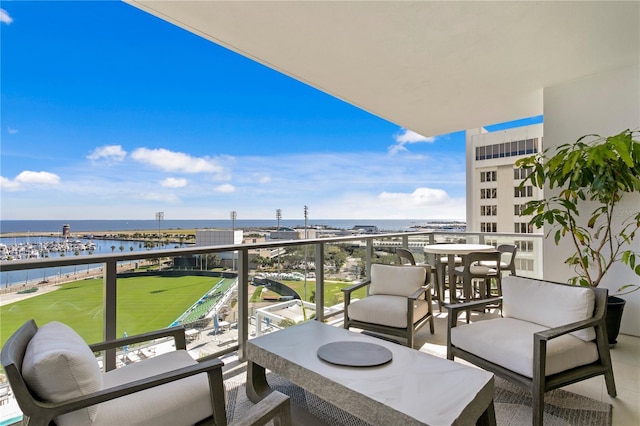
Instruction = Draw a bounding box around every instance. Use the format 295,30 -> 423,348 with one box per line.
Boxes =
606,295 -> 626,348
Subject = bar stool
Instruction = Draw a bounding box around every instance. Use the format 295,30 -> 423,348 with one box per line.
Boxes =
452,251 -> 502,322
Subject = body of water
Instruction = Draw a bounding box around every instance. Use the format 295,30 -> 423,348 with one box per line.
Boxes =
0,219 -> 460,235
0,219 -> 465,288
0,235 -> 162,288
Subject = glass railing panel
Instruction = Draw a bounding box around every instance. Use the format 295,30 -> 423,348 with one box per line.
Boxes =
0,270 -> 105,350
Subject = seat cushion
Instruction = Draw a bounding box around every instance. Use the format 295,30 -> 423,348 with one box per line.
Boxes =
454,265 -> 497,275
451,318 -> 600,378
440,256 -> 462,264
502,276 -> 596,341
478,260 -> 509,270
348,294 -> 430,328
369,263 -> 426,297
22,321 -> 102,425
96,350 -> 213,426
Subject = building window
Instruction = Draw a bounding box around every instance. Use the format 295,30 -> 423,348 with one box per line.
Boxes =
475,138 -> 539,161
481,222 -> 497,233
480,171 -> 496,182
514,204 -> 527,215
514,240 -> 534,252
515,258 -> 534,271
481,188 -> 497,199
514,186 -> 533,198
480,205 -> 497,216
514,222 -> 534,234
514,167 -> 532,180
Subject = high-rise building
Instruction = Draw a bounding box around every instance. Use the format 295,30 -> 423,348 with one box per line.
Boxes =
466,123 -> 544,276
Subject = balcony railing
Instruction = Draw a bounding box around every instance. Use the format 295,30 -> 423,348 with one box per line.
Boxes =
0,230 -> 543,372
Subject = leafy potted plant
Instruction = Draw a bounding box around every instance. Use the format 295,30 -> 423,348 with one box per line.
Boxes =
516,129 -> 640,346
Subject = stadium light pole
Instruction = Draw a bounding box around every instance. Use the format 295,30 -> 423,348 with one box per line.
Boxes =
230,211 -> 237,271
303,205 -> 308,301
155,212 -> 164,269
276,209 -> 282,277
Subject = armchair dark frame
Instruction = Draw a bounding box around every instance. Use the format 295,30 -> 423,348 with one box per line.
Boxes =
446,281 -> 616,426
1,320 -> 291,426
342,267 -> 434,348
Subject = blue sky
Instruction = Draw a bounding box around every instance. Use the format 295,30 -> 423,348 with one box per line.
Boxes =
0,2 -> 542,221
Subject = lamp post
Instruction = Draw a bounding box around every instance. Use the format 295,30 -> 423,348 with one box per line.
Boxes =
276,209 -> 282,277
155,212 -> 163,269
303,205 -> 308,301
230,211 -> 237,271
155,212 -> 164,247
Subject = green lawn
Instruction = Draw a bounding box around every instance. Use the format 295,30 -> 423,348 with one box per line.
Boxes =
1,275 -> 223,347
281,280 -> 366,305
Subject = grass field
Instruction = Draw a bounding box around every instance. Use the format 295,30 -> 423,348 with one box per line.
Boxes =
268,280 -> 366,305
1,275 -> 223,347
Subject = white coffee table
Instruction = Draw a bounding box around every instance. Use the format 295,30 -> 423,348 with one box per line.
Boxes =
247,321 -> 496,425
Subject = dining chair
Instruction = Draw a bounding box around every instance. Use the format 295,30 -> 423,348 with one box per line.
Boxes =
452,251 -> 502,322
478,244 -> 517,277
436,254 -> 462,310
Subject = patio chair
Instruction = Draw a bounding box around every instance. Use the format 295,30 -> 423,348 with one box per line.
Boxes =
478,244 -> 517,277
447,275 -> 616,426
452,251 -> 502,321
342,263 -> 434,348
395,248 -> 441,311
1,320 -> 291,426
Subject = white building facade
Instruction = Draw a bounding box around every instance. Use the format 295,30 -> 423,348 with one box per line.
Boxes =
466,123 -> 544,277
195,229 -> 243,261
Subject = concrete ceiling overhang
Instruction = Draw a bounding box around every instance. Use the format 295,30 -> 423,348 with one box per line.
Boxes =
125,1 -> 639,137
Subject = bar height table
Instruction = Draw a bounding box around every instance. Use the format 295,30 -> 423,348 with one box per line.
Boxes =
423,243 -> 495,306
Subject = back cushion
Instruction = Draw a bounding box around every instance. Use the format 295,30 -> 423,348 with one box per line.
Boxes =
502,276 -> 596,341
369,264 -> 426,297
22,321 -> 103,424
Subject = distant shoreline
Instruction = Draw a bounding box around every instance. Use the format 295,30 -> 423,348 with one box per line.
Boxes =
0,229 -> 198,238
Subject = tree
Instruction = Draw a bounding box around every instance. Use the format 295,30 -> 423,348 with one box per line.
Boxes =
110,245 -> 116,253
517,129 -> 640,289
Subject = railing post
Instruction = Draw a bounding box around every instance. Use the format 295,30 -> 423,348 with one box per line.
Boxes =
314,242 -> 325,322
402,235 -> 409,248
237,248 -> 249,361
365,239 -> 373,296
103,260 -> 117,371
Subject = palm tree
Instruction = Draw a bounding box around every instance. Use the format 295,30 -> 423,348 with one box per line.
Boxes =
111,245 -> 116,253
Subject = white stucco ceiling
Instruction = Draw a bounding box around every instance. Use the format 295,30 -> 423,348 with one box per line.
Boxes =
125,0 -> 639,137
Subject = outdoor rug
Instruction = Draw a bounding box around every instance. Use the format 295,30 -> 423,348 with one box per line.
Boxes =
223,366 -> 612,426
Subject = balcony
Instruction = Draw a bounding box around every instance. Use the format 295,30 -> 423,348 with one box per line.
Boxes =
1,230 -> 638,425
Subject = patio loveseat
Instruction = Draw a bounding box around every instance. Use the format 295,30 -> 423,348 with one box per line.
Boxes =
446,275 -> 616,426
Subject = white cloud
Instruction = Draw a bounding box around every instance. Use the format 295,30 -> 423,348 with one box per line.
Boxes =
259,176 -> 272,184
87,145 -> 127,162
214,184 -> 235,193
389,128 -> 436,155
131,148 -> 223,174
16,171 -> 60,185
1,171 -> 61,191
0,8 -> 12,24
0,176 -> 21,191
161,177 -> 188,188
7,127 -> 18,134
379,187 -> 450,206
